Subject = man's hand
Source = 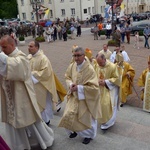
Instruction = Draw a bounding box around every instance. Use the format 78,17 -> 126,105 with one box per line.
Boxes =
99,79 -> 105,86
126,72 -> 130,78
70,84 -> 78,93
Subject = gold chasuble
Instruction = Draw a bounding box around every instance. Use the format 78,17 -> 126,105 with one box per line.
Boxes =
59,60 -> 102,132
53,73 -> 67,102
28,51 -> 58,111
138,68 -> 149,100
98,50 -> 112,60
138,68 -> 150,112
1,50 -> 41,128
121,62 -> 135,103
95,60 -> 120,124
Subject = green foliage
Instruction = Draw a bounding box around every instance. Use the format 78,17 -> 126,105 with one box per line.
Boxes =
107,40 -> 118,46
67,30 -> 71,34
0,0 -> 18,19
139,30 -> 143,36
19,36 -> 25,41
35,36 -> 45,42
101,30 -> 106,35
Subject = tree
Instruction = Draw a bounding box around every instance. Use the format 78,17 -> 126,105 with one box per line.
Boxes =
0,0 -> 18,19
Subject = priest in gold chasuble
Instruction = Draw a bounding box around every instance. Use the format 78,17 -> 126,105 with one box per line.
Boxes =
0,35 -> 54,150
95,53 -> 120,130
138,56 -> 150,112
115,53 -> 135,107
59,46 -> 102,144
28,41 -> 59,125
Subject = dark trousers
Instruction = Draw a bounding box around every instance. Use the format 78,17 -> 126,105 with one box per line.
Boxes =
106,30 -> 111,38
144,36 -> 149,48
126,32 -> 130,44
121,33 -> 125,43
63,32 -> 67,41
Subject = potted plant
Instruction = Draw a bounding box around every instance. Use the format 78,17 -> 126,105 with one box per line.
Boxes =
19,36 -> 25,45
19,36 -> 25,41
139,30 -> 143,36
35,36 -> 45,42
67,30 -> 71,39
100,30 -> 106,40
139,30 -> 144,41
107,40 -> 118,46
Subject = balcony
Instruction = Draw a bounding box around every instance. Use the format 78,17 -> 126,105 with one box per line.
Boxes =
138,0 -> 146,5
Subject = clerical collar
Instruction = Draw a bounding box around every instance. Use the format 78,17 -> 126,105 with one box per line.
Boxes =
33,50 -> 40,57
8,47 -> 19,56
77,60 -> 85,71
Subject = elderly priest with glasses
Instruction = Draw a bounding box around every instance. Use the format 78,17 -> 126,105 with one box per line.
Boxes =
59,46 -> 102,144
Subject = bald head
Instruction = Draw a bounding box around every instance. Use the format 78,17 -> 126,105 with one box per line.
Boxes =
0,35 -> 16,55
96,53 -> 106,67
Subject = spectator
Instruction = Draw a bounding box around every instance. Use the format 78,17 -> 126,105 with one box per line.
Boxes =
143,25 -> 150,49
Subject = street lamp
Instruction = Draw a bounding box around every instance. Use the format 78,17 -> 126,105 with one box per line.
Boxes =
31,0 -> 41,23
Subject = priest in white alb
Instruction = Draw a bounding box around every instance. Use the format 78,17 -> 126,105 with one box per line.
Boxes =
0,35 -> 54,150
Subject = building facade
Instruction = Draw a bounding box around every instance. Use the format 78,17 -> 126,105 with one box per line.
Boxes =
17,0 -> 150,22
17,0 -> 95,22
123,0 -> 150,14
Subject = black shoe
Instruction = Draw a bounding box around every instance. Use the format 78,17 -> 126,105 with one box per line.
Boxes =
46,120 -> 50,125
57,107 -> 61,112
82,138 -> 92,144
69,132 -> 77,138
120,103 -> 124,107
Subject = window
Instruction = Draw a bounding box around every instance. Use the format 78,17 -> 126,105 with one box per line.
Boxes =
22,13 -> 26,20
61,9 -> 65,16
49,0 -> 52,3
50,10 -> 53,17
92,7 -> 94,14
41,0 -> 44,3
71,8 -> 75,16
88,7 -> 91,15
21,0 -> 24,5
101,6 -> 103,13
31,12 -> 34,20
84,9 -> 87,14
60,0 -> 64,2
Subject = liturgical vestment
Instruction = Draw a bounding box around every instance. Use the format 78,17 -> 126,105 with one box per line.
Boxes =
0,49 -> 54,150
59,60 -> 102,132
138,68 -> 150,112
95,60 -> 120,124
120,62 -> 135,103
28,50 -> 58,112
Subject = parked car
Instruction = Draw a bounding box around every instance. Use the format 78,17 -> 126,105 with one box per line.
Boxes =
131,13 -> 147,21
19,20 -> 31,26
130,20 -> 150,34
0,21 -> 8,27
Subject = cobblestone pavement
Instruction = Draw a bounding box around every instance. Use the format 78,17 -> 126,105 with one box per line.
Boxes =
1,27 -> 150,150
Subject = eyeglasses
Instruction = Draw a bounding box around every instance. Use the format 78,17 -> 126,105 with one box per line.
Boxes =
72,54 -> 84,57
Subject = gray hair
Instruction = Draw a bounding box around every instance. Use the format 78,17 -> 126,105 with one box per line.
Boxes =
74,47 -> 85,54
96,53 -> 106,60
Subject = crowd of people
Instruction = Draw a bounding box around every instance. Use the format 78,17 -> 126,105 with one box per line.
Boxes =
93,19 -> 150,49
0,17 -> 82,46
0,17 -> 150,149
